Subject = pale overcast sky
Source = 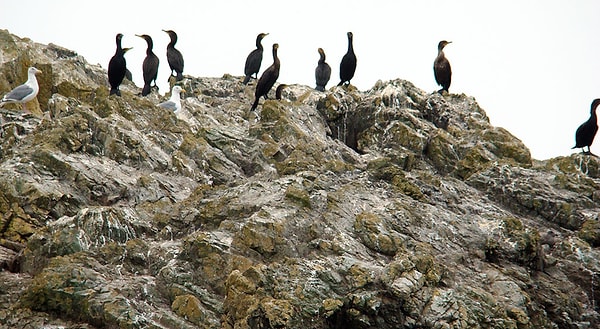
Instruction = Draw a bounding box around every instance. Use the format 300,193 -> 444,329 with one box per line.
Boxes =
1,0 -> 599,160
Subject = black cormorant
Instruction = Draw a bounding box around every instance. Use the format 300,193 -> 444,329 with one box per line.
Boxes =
243,33 -> 268,85
0,67 -> 42,111
108,34 -> 131,96
276,84 -> 288,100
315,48 -> 331,91
136,34 -> 160,96
573,98 -> 600,154
434,40 -> 452,94
163,30 -> 184,81
251,43 -> 280,111
338,32 -> 356,86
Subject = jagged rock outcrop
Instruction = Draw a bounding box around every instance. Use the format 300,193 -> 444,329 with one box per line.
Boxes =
1,29 -> 600,329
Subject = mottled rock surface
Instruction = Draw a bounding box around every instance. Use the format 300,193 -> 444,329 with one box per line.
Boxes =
1,30 -> 600,329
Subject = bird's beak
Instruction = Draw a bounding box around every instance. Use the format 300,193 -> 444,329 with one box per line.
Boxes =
135,34 -> 143,38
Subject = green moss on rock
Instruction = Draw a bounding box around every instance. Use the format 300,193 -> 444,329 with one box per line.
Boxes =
425,130 -> 459,174
578,220 -> 600,247
233,221 -> 284,256
259,101 -> 287,122
367,158 -> 425,201
502,217 -> 541,269
391,174 -> 426,201
172,294 -> 207,325
321,298 -> 344,317
503,217 -> 524,232
324,159 -> 354,173
354,212 -> 402,256
367,157 -> 403,181
30,150 -> 74,180
285,185 -> 312,209
482,128 -> 532,167
261,298 -> 294,328
20,255 -> 103,323
454,145 -> 492,180
274,148 -> 319,175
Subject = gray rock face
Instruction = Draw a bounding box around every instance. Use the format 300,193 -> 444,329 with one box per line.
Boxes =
1,30 -> 600,329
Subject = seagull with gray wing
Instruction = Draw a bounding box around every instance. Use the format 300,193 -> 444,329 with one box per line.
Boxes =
157,85 -> 185,112
0,67 -> 42,112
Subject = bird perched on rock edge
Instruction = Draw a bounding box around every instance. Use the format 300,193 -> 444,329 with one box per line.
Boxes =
0,67 -> 43,112
157,85 -> 185,112
434,40 -> 452,94
108,33 -> 132,96
136,34 -> 160,96
338,32 -> 356,86
315,48 -> 331,91
251,43 -> 280,111
163,29 -> 184,81
573,98 -> 600,155
243,33 -> 269,85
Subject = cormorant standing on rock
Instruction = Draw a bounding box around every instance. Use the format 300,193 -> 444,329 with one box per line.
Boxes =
338,32 -> 356,86
315,48 -> 331,91
243,33 -> 268,85
276,84 -> 287,100
136,34 -> 159,96
108,33 -> 131,96
434,40 -> 452,94
573,98 -> 600,154
163,30 -> 184,81
251,43 -> 280,111
0,67 -> 42,112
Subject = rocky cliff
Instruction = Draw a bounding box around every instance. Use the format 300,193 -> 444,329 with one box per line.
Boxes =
0,30 -> 599,329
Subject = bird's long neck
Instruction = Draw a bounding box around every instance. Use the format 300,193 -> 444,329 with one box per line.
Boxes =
168,35 -> 177,48
347,37 -> 354,54
256,37 -> 263,50
273,48 -> 279,65
437,44 -> 446,56
319,52 -> 326,64
146,39 -> 154,55
591,102 -> 599,120
115,38 -> 123,55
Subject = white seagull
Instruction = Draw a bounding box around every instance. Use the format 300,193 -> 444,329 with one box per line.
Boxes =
0,67 -> 43,112
157,85 -> 185,112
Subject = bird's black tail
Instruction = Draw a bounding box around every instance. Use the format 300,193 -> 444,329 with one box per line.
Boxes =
251,96 -> 259,111
142,84 -> 151,96
315,85 -> 325,92
176,72 -> 183,81
243,75 -> 251,85
337,81 -> 345,86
